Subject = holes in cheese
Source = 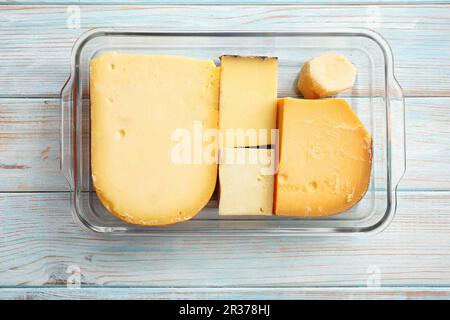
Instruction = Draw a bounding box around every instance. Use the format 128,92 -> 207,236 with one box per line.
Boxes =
297,52 -> 356,99
219,148 -> 275,215
275,98 -> 372,217
219,55 -> 278,147
90,52 -> 220,226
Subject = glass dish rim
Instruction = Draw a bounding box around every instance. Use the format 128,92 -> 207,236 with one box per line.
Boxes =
60,27 -> 406,237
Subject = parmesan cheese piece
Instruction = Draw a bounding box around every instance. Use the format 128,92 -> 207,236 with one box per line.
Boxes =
275,98 -> 372,217
298,52 -> 356,99
219,148 -> 274,215
219,55 -> 278,147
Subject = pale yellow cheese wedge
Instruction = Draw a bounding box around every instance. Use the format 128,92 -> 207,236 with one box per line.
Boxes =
219,55 -> 278,147
219,148 -> 275,215
298,52 -> 356,99
90,52 -> 220,226
275,98 -> 371,217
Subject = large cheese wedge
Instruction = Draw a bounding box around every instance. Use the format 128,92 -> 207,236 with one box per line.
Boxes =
219,55 -> 278,147
275,98 -> 372,217
219,148 -> 274,215
298,52 -> 356,99
90,52 -> 220,226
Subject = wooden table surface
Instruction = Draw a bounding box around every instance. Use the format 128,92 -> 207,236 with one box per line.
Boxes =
1,1 -> 450,300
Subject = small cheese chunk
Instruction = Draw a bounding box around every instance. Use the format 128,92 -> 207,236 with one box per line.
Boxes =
275,98 -> 371,217
298,52 -> 356,99
90,52 -> 220,226
219,55 -> 278,147
219,148 -> 275,215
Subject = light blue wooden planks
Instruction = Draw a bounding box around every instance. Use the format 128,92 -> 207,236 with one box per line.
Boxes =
403,98 -> 450,191
0,2 -> 449,299
0,5 -> 450,96
1,1 -> 448,4
0,99 -> 67,191
2,287 -> 450,300
1,191 -> 450,287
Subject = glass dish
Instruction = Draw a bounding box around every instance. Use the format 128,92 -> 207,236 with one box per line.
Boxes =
61,28 -> 405,236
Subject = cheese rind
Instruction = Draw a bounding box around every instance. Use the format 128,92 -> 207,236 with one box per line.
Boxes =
275,98 -> 371,217
219,55 -> 278,147
90,52 -> 220,226
219,148 -> 274,215
298,52 -> 356,99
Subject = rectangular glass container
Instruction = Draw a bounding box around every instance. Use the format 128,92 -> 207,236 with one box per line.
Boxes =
61,28 -> 405,236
